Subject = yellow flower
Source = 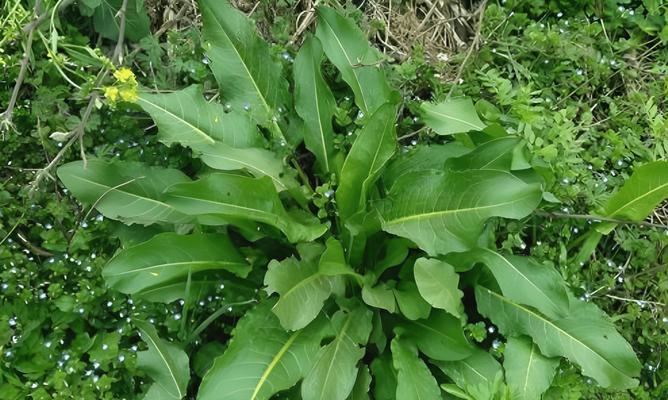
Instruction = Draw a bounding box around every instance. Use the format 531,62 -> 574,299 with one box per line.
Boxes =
119,87 -> 138,103
113,67 -> 136,84
104,86 -> 119,102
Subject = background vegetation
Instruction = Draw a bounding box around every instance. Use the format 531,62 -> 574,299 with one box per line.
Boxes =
1,0 -> 666,398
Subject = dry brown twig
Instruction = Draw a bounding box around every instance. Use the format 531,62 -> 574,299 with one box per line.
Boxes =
1,0 -> 43,136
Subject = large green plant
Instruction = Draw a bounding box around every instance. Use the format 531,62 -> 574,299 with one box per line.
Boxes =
56,1 -> 665,399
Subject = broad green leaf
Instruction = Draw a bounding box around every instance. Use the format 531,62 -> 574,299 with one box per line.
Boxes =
198,301 -> 327,400
348,365 -> 372,400
337,103 -> 397,220
414,258 -> 463,317
421,98 -> 486,135
597,160 -> 668,234
370,354 -> 397,400
200,0 -> 289,127
362,279 -> 397,313
504,336 -> 559,400
319,238 -> 360,278
400,311 -> 473,361
93,0 -> 149,41
198,142 -> 301,193
451,249 -> 569,319
294,36 -> 337,173
369,238 -> 412,276
383,143 -> 471,190
57,159 -> 190,224
265,252 -> 342,331
377,170 -> 542,255
433,347 -> 504,400
393,281 -> 431,320
391,338 -> 441,400
165,173 -> 326,242
301,306 -> 373,400
103,232 -> 249,296
138,85 -> 262,148
315,6 -> 394,115
475,286 -> 641,389
135,320 -> 190,399
445,136 -> 521,171
144,383 -> 180,400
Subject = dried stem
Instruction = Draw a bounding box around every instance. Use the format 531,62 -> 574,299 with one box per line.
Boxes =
446,0 -> 487,99
535,210 -> 668,230
1,0 -> 43,133
112,0 -> 130,65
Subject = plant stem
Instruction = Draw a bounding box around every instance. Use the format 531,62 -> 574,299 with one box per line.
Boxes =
534,210 -> 668,230
1,0 -> 42,132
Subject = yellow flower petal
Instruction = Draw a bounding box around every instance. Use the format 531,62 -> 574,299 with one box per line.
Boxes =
113,67 -> 136,84
104,86 -> 119,102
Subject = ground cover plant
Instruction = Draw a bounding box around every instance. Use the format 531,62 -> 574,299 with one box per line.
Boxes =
1,0 -> 668,399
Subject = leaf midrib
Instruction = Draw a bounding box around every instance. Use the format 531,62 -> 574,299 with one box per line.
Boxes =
106,260 -> 247,276
605,181 -> 668,218
484,289 -> 629,377
319,14 -> 370,113
481,248 -> 564,317
319,314 -> 354,399
426,106 -> 485,131
204,3 -> 273,116
137,96 -> 216,145
139,327 -> 183,399
250,331 -> 302,400
384,193 -> 536,226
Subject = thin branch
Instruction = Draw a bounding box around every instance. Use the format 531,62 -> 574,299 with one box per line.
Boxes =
30,93 -> 99,192
1,0 -> 43,132
126,4 -> 189,60
112,0 -> 129,65
446,0 -> 487,99
21,0 -> 74,33
535,210 -> 668,230
604,294 -> 665,307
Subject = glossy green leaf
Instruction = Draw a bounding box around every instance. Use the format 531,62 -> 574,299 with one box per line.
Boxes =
504,336 -> 559,400
433,347 -> 505,400
315,6 -> 394,115
294,36 -> 336,173
414,258 -> 463,318
135,320 -> 190,399
400,310 -> 473,361
93,0 -> 149,41
451,249 -> 569,319
393,281 -> 431,320
597,160 -> 668,234
138,85 -> 262,148
57,159 -> 190,224
337,103 -> 397,220
475,286 -> 641,389
198,142 -> 300,193
391,338 -> 441,400
377,170 -> 542,255
165,173 -> 326,242
370,354 -> 397,400
445,136 -> 521,171
383,143 -> 471,191
200,0 -> 289,127
103,232 -> 249,296
421,98 -> 486,135
362,279 -> 397,313
198,301 -> 326,400
348,365 -> 372,400
265,251 -> 342,331
301,306 -> 373,400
